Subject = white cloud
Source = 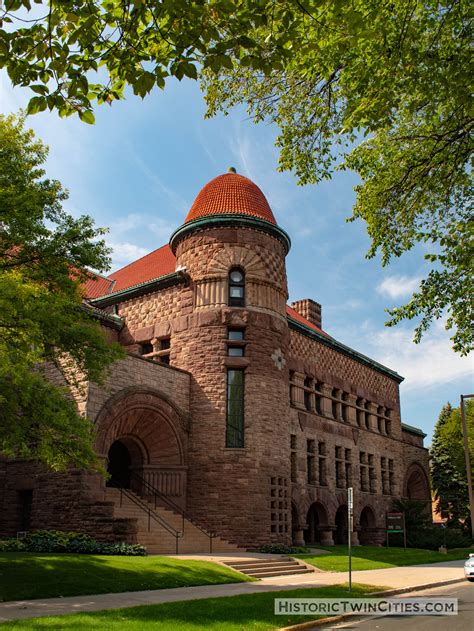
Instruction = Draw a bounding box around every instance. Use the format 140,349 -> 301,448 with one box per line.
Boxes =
368,321 -> 473,392
109,242 -> 149,270
109,212 -> 175,244
377,275 -> 421,300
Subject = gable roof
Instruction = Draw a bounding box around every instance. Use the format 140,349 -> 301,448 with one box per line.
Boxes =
108,244 -> 176,292
82,273 -> 116,299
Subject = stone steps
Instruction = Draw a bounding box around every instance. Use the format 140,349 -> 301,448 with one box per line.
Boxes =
224,557 -> 314,578
105,488 -> 239,554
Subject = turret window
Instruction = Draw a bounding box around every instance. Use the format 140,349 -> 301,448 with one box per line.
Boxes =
228,268 -> 245,307
226,369 -> 245,447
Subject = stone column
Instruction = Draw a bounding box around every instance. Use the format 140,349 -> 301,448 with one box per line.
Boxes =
291,372 -> 306,410
367,402 -> 378,432
293,528 -> 306,547
334,389 -> 342,421
320,383 -> 334,418
351,530 -> 360,546
346,393 -> 358,425
319,528 -> 335,546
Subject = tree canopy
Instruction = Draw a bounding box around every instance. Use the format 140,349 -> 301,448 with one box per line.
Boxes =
1,1 -> 472,353
430,400 -> 473,528
0,114 -> 124,470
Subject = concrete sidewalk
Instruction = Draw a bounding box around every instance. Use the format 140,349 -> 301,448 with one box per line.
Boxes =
0,559 -> 466,622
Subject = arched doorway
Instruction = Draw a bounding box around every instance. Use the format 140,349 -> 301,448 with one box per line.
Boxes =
359,506 -> 376,545
405,466 -> 430,500
335,505 -> 348,544
304,502 -> 329,544
106,438 -> 143,489
96,389 -> 187,503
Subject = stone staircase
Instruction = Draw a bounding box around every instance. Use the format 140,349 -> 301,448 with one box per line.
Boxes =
223,557 -> 315,578
105,487 -> 239,555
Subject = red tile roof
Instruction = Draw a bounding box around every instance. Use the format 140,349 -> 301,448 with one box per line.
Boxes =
286,305 -> 330,337
185,173 -> 277,225
83,246 -> 329,338
108,244 -> 176,292
82,273 -> 116,299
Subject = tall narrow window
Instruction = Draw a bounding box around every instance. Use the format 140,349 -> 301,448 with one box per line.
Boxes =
226,369 -> 244,447
290,435 -> 297,482
228,268 -> 245,307
307,439 -> 316,484
318,442 -> 327,485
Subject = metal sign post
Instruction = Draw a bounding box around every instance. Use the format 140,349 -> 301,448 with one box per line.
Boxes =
348,487 -> 353,592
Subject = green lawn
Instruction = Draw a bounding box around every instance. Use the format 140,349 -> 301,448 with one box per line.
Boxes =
3,583 -> 383,630
296,545 -> 473,572
0,554 -> 251,601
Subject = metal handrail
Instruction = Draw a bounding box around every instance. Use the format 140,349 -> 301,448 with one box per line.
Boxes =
129,471 -> 216,552
108,480 -> 183,553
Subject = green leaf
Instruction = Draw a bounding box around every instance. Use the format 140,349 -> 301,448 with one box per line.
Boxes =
78,110 -> 95,124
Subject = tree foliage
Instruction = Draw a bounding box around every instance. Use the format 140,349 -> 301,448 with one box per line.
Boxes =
0,0 -> 268,120
203,1 -> 473,354
0,114 -> 124,470
430,401 -> 473,528
1,1 -> 472,352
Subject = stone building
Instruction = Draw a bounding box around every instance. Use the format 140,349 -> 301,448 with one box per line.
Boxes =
0,171 -> 431,552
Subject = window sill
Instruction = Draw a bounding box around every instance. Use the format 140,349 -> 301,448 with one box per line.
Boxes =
224,357 -> 250,369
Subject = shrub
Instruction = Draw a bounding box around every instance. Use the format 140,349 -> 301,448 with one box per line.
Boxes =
0,538 -> 26,552
0,530 -> 147,556
387,527 -> 471,550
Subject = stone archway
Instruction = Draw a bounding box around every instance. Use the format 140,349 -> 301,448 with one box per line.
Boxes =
304,502 -> 329,545
335,505 -> 348,544
404,463 -> 430,501
95,388 -> 188,503
359,506 -> 377,545
106,436 -> 145,489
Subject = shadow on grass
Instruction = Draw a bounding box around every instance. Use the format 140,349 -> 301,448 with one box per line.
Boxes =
0,553 -> 249,601
4,584 -> 381,630
296,545 -> 472,572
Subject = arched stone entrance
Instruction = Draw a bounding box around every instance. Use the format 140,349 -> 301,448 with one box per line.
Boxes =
106,437 -> 145,489
359,506 -> 377,545
335,505 -> 348,544
404,464 -> 430,501
304,502 -> 331,545
96,388 -> 188,505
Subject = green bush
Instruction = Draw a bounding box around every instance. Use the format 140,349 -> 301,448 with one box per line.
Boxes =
388,527 -> 471,550
0,530 -> 147,556
0,538 -> 26,552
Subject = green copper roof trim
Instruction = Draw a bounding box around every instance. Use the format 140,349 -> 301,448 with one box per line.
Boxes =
401,422 -> 427,438
287,315 -> 404,383
89,271 -> 188,307
82,303 -> 124,330
169,214 -> 291,254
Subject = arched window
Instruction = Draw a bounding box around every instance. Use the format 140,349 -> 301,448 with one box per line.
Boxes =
228,267 -> 245,307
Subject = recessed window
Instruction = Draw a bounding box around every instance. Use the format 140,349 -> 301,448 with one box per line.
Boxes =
227,328 -> 245,357
141,342 -> 153,355
228,268 -> 245,307
228,346 -> 244,357
226,369 -> 244,447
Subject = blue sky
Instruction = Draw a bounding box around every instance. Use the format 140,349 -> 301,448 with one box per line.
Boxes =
1,75 -> 472,443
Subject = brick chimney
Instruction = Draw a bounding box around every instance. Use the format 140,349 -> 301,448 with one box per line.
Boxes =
291,299 -> 322,329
